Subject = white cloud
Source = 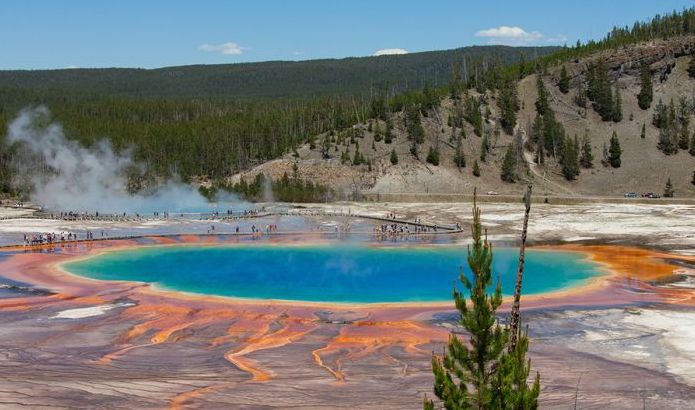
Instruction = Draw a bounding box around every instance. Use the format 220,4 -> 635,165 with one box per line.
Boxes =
476,26 -> 542,41
545,34 -> 568,44
198,42 -> 244,55
373,48 -> 408,56
475,26 -> 565,45
292,50 -> 304,56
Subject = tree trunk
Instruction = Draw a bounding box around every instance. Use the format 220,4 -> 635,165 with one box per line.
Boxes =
508,184 -> 532,352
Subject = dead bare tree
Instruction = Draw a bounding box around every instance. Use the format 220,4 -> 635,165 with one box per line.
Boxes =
508,184 -> 533,351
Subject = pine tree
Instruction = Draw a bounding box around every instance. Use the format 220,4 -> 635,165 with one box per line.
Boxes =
637,62 -> 653,110
425,191 -> 539,410
373,122 -> 383,142
689,55 -> 695,79
669,99 -> 677,127
384,118 -> 394,144
492,325 -> 541,409
530,114 -> 545,164
679,125 -> 691,150
352,143 -> 364,165
480,135 -> 489,162
653,99 -> 679,154
390,149 -> 398,165
426,146 -> 440,166
586,63 -> 596,101
598,82 -> 614,121
609,131 -> 622,168
464,95 -> 483,137
678,98 -> 690,150
558,65 -> 570,94
535,75 -> 549,116
691,170 -> 695,186
658,127 -> 678,155
473,160 -> 481,177
498,76 -> 519,135
612,87 -> 622,122
641,123 -> 646,139
561,135 -> 580,180
410,140 -> 419,159
690,131 -> 695,156
587,60 -> 614,121
406,104 -> 425,144
454,137 -> 466,168
501,145 -> 517,182
580,133 -> 594,168
664,177 -> 675,198
543,111 -> 565,159
653,99 -> 668,129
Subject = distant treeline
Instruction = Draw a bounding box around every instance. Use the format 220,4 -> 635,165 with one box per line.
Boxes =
0,85 -> 452,187
0,46 -> 555,100
199,172 -> 332,203
1,91 -> 367,179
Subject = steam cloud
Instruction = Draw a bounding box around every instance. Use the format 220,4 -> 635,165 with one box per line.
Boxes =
6,107 -> 231,213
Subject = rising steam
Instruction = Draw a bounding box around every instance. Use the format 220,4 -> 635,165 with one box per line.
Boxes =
6,107 -> 228,213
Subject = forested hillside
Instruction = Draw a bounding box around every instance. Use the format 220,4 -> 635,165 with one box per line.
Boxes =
228,8 -> 695,199
0,46 -> 555,100
0,45 -> 554,196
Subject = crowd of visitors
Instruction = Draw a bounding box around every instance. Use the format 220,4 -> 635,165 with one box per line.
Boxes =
15,206 -> 461,247
23,230 -> 104,246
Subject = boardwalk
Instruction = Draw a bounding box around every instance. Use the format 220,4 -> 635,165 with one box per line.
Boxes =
0,208 -> 463,249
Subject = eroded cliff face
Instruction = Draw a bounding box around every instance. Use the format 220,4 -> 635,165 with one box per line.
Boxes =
560,36 -> 695,86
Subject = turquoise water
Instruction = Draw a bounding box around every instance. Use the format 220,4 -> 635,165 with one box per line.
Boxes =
63,245 -> 603,303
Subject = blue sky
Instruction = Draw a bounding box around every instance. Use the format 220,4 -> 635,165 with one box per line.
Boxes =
2,0 -> 694,69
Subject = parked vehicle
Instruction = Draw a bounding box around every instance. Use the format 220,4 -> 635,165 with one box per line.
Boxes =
624,192 -> 637,198
642,192 -> 661,198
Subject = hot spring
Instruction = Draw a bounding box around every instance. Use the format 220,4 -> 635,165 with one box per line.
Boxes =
62,244 -> 604,304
